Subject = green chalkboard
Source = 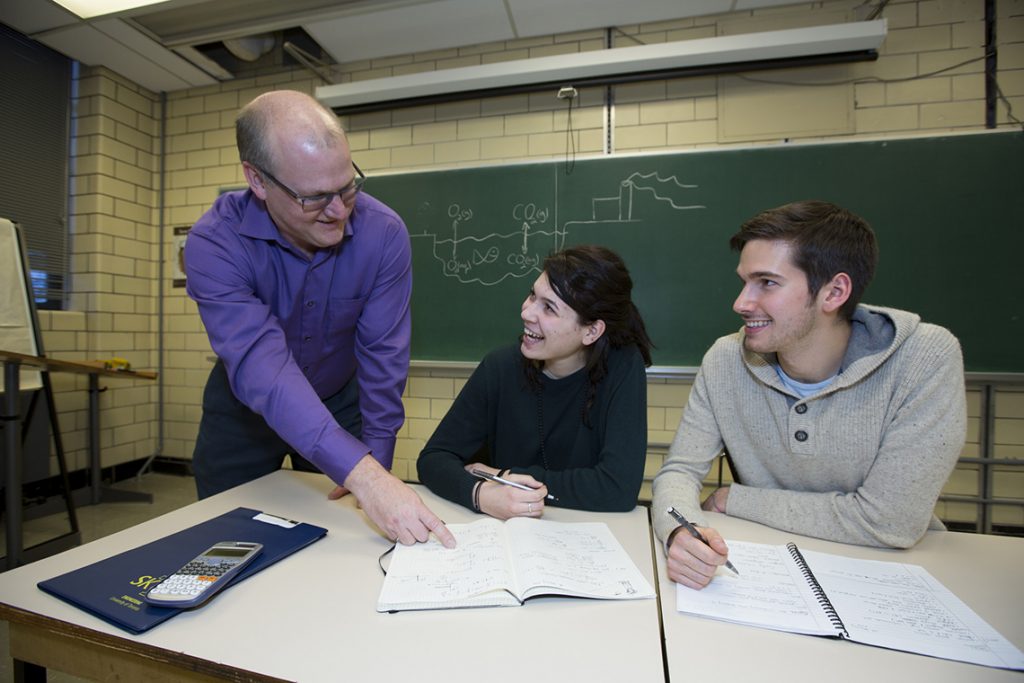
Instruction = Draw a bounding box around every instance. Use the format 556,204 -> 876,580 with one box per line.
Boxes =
364,130 -> 1022,372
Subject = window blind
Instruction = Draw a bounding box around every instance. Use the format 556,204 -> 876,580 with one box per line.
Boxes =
0,23 -> 71,309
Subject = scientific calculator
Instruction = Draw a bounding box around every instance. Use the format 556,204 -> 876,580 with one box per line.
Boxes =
144,541 -> 263,608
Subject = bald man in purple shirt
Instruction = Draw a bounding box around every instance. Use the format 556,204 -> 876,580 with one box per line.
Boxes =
185,90 -> 454,548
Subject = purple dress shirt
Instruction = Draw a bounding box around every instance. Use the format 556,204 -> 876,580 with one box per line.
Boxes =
184,189 -> 411,485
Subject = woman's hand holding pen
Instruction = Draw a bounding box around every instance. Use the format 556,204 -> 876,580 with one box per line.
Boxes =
666,524 -> 731,590
476,473 -> 548,520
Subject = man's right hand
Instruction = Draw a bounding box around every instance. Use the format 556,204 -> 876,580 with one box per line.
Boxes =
343,455 -> 456,548
666,524 -> 730,589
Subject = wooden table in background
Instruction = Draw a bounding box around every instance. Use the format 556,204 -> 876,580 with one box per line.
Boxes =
1,349 -> 158,568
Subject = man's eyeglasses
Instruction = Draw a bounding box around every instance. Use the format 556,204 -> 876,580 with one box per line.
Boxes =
257,163 -> 366,213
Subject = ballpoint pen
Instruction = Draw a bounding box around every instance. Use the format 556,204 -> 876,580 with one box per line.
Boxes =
667,506 -> 739,574
469,468 -> 558,502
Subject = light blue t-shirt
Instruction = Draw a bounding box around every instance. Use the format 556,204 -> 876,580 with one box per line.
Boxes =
774,364 -> 836,399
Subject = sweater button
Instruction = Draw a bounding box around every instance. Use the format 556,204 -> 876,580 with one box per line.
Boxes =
795,404 -> 807,414
795,430 -> 808,442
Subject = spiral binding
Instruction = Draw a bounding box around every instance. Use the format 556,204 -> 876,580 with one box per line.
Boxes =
786,542 -> 849,638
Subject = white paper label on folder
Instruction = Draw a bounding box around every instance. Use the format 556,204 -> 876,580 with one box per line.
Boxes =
253,512 -> 299,528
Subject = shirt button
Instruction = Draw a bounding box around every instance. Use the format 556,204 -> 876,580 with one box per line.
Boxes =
795,404 -> 807,414
795,430 -> 808,442
306,300 -> 315,308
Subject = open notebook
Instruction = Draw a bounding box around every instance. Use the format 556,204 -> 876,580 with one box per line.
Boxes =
378,517 -> 654,612
676,540 -> 1024,671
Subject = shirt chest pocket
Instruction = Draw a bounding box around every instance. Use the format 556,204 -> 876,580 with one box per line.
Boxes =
319,296 -> 366,359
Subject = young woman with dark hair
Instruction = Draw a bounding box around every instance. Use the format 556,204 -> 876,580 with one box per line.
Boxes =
417,245 -> 653,517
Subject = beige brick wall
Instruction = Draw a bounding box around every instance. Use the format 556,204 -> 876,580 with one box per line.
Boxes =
31,1 -> 1023,525
33,68 -> 162,476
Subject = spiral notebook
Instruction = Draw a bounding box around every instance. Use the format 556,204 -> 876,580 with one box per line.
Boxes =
675,540 -> 1024,671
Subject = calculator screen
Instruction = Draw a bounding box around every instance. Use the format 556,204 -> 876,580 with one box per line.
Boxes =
207,547 -> 251,558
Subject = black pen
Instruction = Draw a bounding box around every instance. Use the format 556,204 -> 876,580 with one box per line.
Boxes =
667,506 -> 739,574
469,468 -> 558,502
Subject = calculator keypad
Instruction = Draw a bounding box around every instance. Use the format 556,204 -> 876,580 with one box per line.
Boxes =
148,561 -> 233,599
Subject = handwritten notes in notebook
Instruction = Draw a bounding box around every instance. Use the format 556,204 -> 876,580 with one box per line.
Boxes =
675,540 -> 1024,671
377,517 -> 654,612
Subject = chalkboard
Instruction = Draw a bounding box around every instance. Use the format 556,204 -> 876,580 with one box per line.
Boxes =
364,131 -> 1022,372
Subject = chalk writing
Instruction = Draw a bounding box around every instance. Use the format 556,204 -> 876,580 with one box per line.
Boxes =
410,172 -> 704,286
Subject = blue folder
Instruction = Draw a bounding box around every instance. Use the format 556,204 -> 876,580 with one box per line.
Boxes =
38,507 -> 327,634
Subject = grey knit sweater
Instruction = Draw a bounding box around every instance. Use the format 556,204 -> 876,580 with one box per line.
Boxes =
652,305 -> 966,549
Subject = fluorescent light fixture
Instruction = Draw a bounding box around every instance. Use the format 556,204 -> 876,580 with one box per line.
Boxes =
51,0 -> 170,20
318,20 -> 887,113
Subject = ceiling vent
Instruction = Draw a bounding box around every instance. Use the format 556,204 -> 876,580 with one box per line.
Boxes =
188,27 -> 330,80
223,34 -> 276,62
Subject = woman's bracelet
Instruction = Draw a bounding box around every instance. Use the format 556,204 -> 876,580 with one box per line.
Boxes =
472,481 -> 483,512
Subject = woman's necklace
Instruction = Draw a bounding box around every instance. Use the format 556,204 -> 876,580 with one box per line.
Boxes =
535,374 -> 587,470
535,386 -> 551,469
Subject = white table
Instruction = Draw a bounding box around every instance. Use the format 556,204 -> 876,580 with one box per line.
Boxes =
656,513 -> 1024,683
0,470 -> 665,682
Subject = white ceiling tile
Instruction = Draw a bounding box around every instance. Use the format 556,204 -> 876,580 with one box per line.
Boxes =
38,23 -> 210,91
0,0 -> 79,34
304,0 -> 513,64
734,0 -> 808,9
92,18 -> 218,85
507,0 -> 731,37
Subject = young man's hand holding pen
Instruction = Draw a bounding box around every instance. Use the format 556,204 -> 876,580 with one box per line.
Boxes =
665,507 -> 738,590
465,466 -> 554,520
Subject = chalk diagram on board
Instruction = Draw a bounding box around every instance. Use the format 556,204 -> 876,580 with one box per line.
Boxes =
410,171 -> 705,286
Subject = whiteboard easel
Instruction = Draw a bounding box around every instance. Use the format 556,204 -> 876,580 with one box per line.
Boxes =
0,218 -> 42,392
0,217 -> 81,568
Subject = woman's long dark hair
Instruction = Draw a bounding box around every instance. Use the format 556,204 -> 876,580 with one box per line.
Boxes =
524,245 -> 653,424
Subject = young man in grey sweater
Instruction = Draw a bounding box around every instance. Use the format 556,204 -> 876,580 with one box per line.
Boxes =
653,200 -> 966,590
